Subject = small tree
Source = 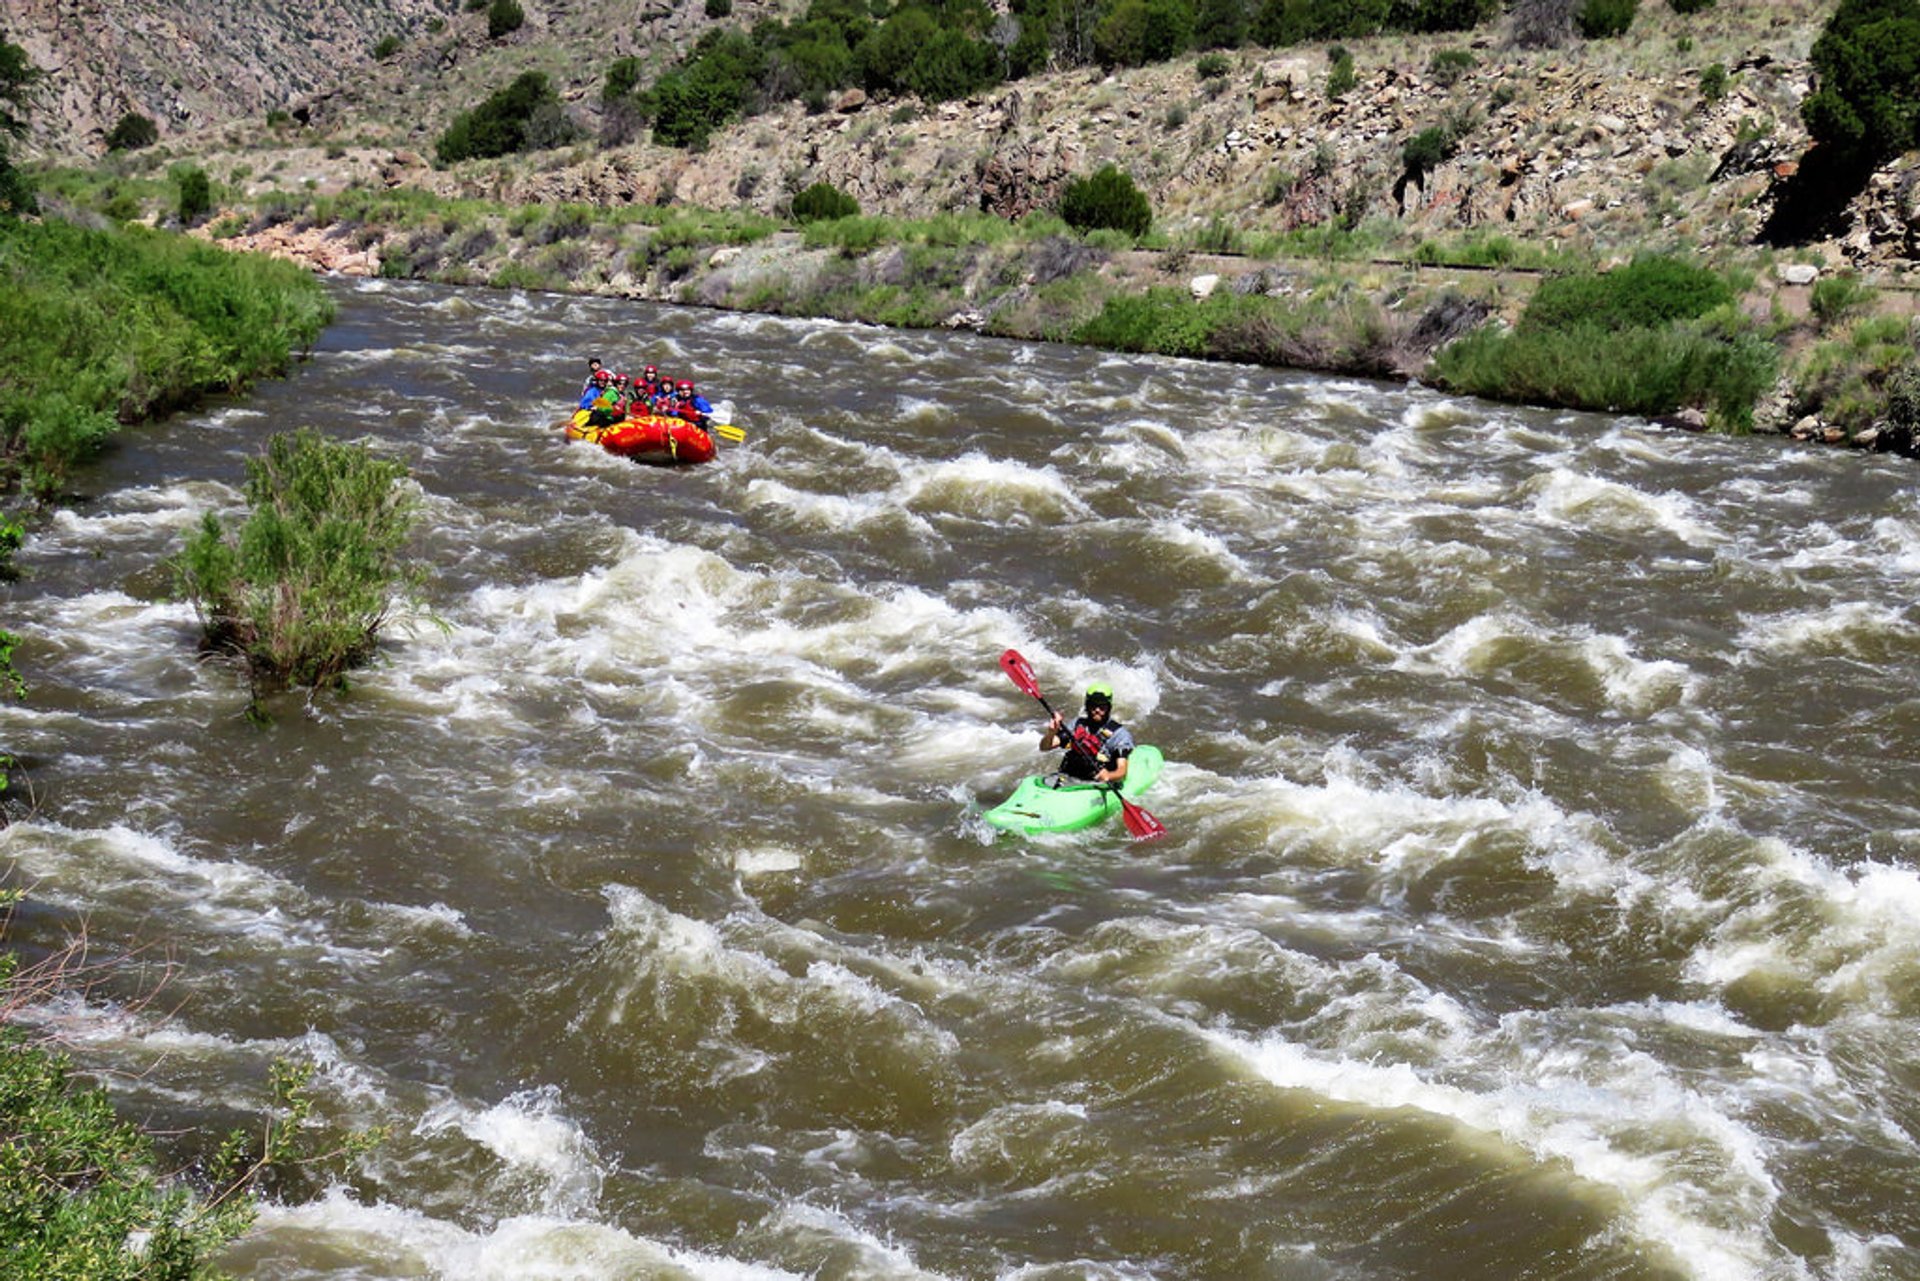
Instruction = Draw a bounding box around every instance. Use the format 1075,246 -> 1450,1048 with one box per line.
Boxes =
0,38 -> 42,217
104,111 -> 158,151
1802,0 -> 1920,169
175,164 -> 212,224
173,429 -> 424,696
1326,45 -> 1357,97
1401,125 -> 1455,184
1059,164 -> 1153,237
436,71 -> 572,163
791,181 -> 860,221
1576,0 -> 1636,39
488,0 -> 525,39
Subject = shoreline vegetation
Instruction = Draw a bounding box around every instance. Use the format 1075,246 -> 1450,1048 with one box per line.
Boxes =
0,216 -> 334,499
163,178 -> 1913,453
30,159 -> 1920,459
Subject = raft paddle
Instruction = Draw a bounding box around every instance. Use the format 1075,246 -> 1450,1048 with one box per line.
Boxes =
711,422 -> 746,443
998,648 -> 1166,841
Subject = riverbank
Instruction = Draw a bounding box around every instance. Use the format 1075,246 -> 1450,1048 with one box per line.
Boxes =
179,191 -> 1920,457
0,215 -> 334,500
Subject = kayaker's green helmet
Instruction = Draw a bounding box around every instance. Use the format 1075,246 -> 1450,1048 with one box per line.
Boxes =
1084,683 -> 1114,712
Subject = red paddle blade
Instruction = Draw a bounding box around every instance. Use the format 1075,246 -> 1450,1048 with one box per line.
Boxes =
1118,796 -> 1167,841
999,649 -> 1043,701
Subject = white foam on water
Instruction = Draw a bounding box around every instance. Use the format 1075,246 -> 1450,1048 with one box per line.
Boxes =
1656,745 -> 1723,818
895,395 -> 956,428
598,887 -> 960,1060
895,452 -> 1089,526
1733,600 -> 1919,660
42,481 -> 240,544
756,1201 -> 952,1280
1523,467 -> 1723,546
1869,511 -> 1920,572
741,476 -> 939,539
734,846 -> 806,876
246,1188 -> 807,1280
1204,1027 -> 1777,1280
1578,633 -> 1699,714
0,820 -> 445,972
1131,516 -> 1250,578
1390,613 -> 1697,715
1685,845 -> 1920,1015
417,1085 -> 604,1217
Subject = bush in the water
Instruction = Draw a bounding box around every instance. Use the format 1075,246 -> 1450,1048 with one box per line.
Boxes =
174,429 -> 425,694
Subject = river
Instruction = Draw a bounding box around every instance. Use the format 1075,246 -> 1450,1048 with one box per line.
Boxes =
4,277 -> 1919,1280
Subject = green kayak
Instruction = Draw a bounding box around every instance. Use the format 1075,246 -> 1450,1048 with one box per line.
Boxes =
983,746 -> 1165,835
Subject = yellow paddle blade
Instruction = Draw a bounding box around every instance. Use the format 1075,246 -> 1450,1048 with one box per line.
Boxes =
712,422 -> 746,443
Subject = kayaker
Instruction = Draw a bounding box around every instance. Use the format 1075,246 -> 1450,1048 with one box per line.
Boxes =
1041,684 -> 1133,787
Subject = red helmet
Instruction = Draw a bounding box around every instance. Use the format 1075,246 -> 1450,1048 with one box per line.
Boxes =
643,365 -> 658,378
592,368 -> 611,381
677,380 -> 693,393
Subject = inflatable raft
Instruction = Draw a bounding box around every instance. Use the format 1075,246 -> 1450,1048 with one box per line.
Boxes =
983,745 -> 1165,835
567,411 -> 717,467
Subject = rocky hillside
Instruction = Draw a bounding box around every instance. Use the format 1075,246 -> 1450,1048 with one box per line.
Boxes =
5,0 -> 466,155
10,0 -> 1919,271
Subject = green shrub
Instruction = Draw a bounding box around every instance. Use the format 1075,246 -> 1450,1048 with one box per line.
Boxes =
1521,255 -> 1733,334
1072,287 -> 1216,355
0,905 -> 382,1279
1059,164 -> 1153,238
792,180 -> 861,222
373,33 -> 402,59
1699,62 -> 1728,102
1668,0 -> 1714,10
1196,51 -> 1230,77
487,0 -> 525,39
1886,363 -> 1920,440
1092,0 -> 1195,67
1802,0 -> 1920,168
173,428 -> 424,692
1810,272 -> 1878,326
1576,0 -> 1637,39
104,111 -> 159,151
436,71 -> 572,163
1434,259 -> 1772,428
174,164 -> 212,223
1428,47 -> 1475,85
648,30 -> 765,148
603,55 -> 645,101
1401,126 -> 1455,182
1327,46 -> 1357,96
706,0 -> 733,15
1433,316 -> 1775,428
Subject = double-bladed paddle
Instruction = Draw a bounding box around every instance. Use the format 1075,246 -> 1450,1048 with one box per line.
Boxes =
998,648 -> 1166,841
